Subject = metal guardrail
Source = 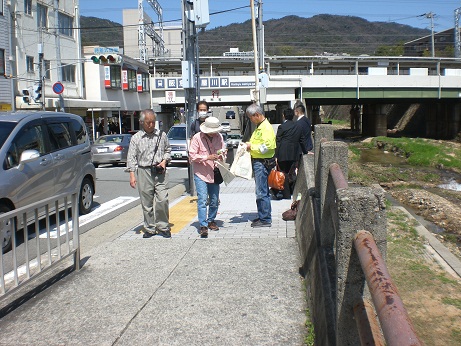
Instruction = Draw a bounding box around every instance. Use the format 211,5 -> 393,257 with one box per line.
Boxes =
326,160 -> 421,345
354,230 -> 422,346
0,191 -> 80,299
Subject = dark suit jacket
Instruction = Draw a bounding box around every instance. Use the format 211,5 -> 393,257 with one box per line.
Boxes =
275,120 -> 308,162
296,115 -> 313,152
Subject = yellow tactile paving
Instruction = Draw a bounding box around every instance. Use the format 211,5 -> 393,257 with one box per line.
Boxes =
169,196 -> 197,233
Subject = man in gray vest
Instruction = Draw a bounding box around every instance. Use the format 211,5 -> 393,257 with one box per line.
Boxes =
127,109 -> 172,238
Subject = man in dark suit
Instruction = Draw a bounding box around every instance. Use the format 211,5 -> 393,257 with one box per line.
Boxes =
294,104 -> 313,152
275,108 -> 308,199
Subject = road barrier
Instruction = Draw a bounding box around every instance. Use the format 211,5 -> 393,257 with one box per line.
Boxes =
1,191 -> 80,299
294,124 -> 422,345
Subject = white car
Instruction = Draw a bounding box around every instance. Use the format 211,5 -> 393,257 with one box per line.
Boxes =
227,134 -> 242,148
221,122 -> 231,132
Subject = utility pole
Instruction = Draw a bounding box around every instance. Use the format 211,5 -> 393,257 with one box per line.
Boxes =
182,0 -> 210,195
54,0 -> 65,111
426,12 -> 435,57
256,1 -> 264,72
455,8 -> 461,58
250,0 -> 260,105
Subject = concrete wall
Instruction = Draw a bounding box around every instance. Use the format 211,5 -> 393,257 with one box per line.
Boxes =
296,124 -> 388,345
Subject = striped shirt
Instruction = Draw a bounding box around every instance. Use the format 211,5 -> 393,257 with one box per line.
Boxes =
126,129 -> 171,172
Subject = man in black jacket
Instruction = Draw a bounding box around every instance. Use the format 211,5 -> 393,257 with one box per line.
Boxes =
275,108 -> 308,199
294,104 -> 313,152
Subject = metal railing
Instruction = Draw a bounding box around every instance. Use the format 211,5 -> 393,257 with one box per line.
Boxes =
1,191 -> 80,299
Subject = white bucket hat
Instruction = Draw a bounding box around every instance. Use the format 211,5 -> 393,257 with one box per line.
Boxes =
200,117 -> 223,134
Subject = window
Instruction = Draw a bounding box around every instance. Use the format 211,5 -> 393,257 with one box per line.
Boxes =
26,56 -> 34,73
61,64 -> 75,83
110,65 -> 121,88
141,73 -> 149,92
58,12 -> 73,37
37,4 -> 47,29
0,0 -> 3,15
6,125 -> 45,169
127,69 -> 137,90
0,49 -> 5,76
24,0 -> 32,15
70,118 -> 87,145
47,123 -> 72,150
44,60 -> 51,80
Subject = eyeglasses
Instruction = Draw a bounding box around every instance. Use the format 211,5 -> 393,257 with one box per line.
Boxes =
143,121 -> 155,125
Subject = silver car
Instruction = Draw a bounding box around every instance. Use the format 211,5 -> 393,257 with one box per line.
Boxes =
227,134 -> 242,148
0,111 -> 96,252
167,124 -> 188,164
91,134 -> 132,167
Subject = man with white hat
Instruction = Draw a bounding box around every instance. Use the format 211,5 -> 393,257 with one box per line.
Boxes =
189,116 -> 227,238
190,100 -> 210,138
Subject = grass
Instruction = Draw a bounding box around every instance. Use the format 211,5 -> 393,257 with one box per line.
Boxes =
371,137 -> 461,170
386,207 -> 461,345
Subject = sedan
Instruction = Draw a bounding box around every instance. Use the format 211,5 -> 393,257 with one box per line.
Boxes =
91,134 -> 132,167
227,134 -> 242,148
221,122 -> 231,132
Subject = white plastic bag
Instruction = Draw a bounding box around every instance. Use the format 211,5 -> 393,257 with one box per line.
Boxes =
215,161 -> 235,185
230,144 -> 253,180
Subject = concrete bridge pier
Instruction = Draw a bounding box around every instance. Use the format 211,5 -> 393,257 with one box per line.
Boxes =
426,102 -> 461,139
362,103 -> 388,137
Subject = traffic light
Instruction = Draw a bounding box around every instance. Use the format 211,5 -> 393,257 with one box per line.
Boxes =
22,89 -> 30,104
148,59 -> 155,75
90,54 -> 122,65
33,83 -> 42,103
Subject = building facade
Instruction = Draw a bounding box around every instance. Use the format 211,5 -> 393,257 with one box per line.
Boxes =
0,1 -> 13,111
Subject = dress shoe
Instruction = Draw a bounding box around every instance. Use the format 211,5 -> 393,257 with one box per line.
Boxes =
199,226 -> 208,238
208,221 -> 219,231
157,230 -> 171,238
142,231 -> 155,238
251,220 -> 271,228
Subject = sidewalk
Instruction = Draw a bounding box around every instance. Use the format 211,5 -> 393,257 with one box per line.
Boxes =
0,178 -> 306,346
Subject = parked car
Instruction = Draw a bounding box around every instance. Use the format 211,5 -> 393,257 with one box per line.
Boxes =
226,110 -> 236,119
91,134 -> 132,167
167,124 -> 188,164
0,111 -> 96,252
221,122 -> 231,132
227,134 -> 242,148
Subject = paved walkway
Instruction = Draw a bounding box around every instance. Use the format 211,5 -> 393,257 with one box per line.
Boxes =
0,178 -> 306,346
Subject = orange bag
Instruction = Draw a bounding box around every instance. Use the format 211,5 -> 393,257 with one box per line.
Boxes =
268,163 -> 285,190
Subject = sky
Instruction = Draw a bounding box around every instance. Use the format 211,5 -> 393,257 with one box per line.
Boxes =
78,0 -> 461,32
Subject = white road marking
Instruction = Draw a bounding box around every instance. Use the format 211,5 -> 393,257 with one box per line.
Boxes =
38,196 -> 139,239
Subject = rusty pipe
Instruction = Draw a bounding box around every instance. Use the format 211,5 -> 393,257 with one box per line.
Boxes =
329,162 -> 348,189
354,230 -> 423,346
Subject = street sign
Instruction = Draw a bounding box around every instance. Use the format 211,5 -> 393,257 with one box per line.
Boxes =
52,82 -> 64,94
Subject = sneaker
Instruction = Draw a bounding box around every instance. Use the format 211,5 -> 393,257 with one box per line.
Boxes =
199,226 -> 208,238
251,220 -> 271,228
208,221 -> 219,231
156,230 -> 171,238
142,231 -> 155,238
251,218 -> 260,224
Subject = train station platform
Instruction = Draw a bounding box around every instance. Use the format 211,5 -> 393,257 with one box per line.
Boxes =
0,178 -> 306,345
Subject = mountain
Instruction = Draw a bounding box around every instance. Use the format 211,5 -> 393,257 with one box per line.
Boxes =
198,14 -> 431,56
80,16 -> 123,47
80,14 -> 431,56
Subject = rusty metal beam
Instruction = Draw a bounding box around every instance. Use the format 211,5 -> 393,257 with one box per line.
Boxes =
354,230 -> 422,346
329,162 -> 348,189
354,299 -> 385,346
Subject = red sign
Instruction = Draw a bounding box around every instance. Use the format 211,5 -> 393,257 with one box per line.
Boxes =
122,70 -> 128,90
104,66 -> 111,88
52,82 -> 64,94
